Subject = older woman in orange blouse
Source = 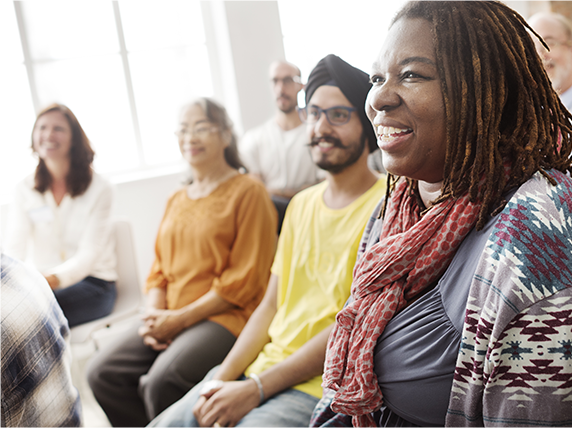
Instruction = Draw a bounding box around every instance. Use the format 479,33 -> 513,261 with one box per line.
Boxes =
87,98 -> 277,427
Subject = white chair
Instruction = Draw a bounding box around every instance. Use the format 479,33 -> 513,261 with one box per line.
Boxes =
70,218 -> 143,345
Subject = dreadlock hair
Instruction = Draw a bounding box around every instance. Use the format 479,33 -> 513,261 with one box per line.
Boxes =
32,103 -> 94,197
381,1 -> 572,230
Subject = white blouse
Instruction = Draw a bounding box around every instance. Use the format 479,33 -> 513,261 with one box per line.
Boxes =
4,172 -> 117,288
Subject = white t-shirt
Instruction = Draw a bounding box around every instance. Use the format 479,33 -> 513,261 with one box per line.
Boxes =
560,85 -> 572,112
239,119 -> 323,192
5,172 -> 117,288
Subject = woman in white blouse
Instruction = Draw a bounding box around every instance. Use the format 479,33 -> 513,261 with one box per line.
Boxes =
5,103 -> 117,328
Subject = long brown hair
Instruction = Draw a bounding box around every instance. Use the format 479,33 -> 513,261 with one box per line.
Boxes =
32,103 -> 95,197
383,1 -> 572,230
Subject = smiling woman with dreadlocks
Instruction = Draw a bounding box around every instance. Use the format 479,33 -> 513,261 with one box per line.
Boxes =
312,1 -> 572,427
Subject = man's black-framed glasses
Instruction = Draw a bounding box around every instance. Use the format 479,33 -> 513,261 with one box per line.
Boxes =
298,105 -> 356,126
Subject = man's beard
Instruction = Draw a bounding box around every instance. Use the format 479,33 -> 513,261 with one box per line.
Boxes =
310,132 -> 366,175
277,94 -> 296,113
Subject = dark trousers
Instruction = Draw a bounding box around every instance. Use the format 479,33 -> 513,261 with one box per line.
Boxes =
87,320 -> 236,427
53,276 -> 116,328
271,194 -> 291,235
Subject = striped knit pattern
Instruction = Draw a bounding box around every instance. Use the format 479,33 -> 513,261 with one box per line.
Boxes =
446,170 -> 572,426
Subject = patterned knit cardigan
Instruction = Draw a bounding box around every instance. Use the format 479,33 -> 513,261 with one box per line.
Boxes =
446,170 -> 572,426
311,170 -> 572,427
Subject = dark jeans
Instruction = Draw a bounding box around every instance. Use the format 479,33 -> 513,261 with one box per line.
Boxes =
271,194 -> 291,235
54,276 -> 116,328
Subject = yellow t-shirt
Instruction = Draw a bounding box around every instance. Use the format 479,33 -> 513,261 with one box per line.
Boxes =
245,178 -> 386,398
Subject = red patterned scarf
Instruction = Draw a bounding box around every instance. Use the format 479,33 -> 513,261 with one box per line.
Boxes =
322,178 -> 481,427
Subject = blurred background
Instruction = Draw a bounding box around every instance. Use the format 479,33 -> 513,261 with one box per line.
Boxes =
1,0 -> 566,322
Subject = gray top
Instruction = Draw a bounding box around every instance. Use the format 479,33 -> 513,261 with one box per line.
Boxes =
361,200 -> 506,426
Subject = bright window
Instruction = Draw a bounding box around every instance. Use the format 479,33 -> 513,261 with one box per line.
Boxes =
0,2 -> 36,202
1,0 -> 212,202
277,0 -> 408,99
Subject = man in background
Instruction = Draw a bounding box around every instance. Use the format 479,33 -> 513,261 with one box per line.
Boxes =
239,60 -> 323,232
529,12 -> 572,110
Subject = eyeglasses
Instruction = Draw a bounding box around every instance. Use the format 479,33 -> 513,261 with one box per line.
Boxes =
298,105 -> 357,126
540,37 -> 572,50
175,125 -> 218,139
271,76 -> 302,86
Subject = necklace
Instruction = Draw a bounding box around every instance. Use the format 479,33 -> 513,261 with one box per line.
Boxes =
186,169 -> 238,200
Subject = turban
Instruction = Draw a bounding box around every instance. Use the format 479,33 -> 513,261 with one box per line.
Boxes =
305,54 -> 377,153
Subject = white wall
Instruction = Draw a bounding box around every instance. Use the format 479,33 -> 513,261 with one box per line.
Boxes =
111,169 -> 187,284
0,205 -> 9,250
202,1 -> 285,136
224,1 -> 285,132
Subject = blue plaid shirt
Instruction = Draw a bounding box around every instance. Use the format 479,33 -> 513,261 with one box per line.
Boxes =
1,254 -> 82,427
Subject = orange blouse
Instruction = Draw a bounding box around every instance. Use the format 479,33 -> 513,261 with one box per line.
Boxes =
145,174 -> 277,337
